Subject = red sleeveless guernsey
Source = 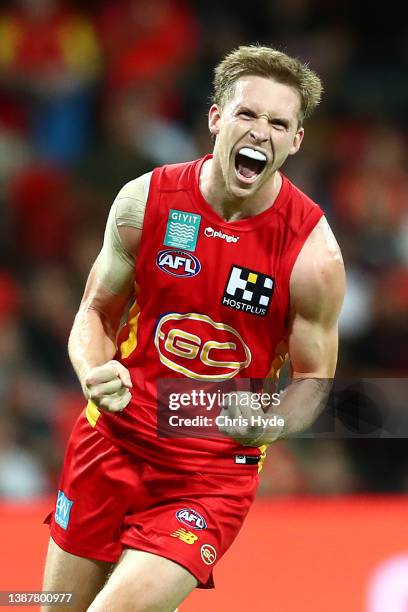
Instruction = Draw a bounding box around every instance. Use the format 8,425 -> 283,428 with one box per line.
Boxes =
88,155 -> 323,474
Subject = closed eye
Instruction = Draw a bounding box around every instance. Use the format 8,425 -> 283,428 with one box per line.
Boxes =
237,109 -> 256,119
270,119 -> 289,130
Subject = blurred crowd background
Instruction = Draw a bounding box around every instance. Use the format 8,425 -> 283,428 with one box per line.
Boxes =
0,0 -> 407,501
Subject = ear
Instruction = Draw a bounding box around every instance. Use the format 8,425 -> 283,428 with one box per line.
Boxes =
289,127 -> 304,155
208,104 -> 222,136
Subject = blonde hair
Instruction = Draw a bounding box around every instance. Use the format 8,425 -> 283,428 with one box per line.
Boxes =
213,44 -> 323,124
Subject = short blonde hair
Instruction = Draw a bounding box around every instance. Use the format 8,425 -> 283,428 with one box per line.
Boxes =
213,44 -> 323,125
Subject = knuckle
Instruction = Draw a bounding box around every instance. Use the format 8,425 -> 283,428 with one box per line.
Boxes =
99,397 -> 114,411
89,388 -> 101,400
108,359 -> 121,373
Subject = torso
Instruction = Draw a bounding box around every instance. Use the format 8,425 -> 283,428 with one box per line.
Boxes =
89,155 -> 323,473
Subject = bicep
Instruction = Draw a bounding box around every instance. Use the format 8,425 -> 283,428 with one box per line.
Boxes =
79,212 -> 142,329
288,217 -> 345,378
93,172 -> 148,295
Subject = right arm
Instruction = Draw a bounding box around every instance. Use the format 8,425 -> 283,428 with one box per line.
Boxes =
68,176 -> 148,412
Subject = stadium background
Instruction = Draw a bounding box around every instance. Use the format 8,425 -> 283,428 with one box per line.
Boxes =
0,0 -> 407,610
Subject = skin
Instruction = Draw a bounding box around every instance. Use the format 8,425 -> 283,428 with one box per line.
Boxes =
201,75 -> 304,220
42,75 -> 345,610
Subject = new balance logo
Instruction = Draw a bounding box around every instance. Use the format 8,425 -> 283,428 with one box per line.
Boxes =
171,528 -> 199,545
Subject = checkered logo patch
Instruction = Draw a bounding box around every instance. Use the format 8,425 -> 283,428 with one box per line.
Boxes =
222,265 -> 274,316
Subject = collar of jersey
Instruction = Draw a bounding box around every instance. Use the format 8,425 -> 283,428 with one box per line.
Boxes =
191,154 -> 290,231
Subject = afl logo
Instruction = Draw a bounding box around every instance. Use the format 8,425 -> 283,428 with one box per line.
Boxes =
156,249 -> 201,278
176,508 -> 207,530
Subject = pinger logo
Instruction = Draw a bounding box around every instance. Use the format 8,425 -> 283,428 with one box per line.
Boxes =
204,226 -> 240,243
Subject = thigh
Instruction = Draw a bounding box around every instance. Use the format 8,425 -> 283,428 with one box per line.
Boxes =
42,538 -> 112,612
88,549 -> 196,612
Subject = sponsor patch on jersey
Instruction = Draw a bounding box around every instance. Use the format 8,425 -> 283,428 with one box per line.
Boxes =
222,265 -> 274,317
201,544 -> 217,565
55,490 -> 74,530
156,249 -> 201,278
204,226 -> 240,243
155,312 -> 251,380
164,209 -> 201,252
234,455 -> 260,465
176,508 -> 207,530
170,528 -> 199,545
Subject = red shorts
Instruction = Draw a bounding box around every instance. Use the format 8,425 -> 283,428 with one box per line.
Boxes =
46,412 -> 259,587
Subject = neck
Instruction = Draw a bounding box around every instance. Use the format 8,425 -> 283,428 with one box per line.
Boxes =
199,157 -> 282,222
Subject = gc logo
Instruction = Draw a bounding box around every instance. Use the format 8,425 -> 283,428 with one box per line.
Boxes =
154,313 -> 251,380
200,544 -> 217,565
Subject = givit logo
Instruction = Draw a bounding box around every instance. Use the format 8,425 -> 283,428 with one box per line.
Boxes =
55,490 -> 73,530
176,508 -> 207,530
156,249 -> 201,278
204,226 -> 239,243
154,313 -> 251,380
164,209 -> 201,252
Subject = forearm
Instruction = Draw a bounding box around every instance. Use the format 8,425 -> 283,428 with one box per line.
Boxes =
68,306 -> 117,391
268,377 -> 332,440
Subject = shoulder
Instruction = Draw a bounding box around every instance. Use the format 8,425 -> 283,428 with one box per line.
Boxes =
115,172 -> 152,202
290,216 -> 345,324
109,172 -> 153,234
279,175 -> 324,237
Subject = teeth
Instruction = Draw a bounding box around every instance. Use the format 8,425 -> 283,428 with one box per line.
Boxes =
238,147 -> 267,162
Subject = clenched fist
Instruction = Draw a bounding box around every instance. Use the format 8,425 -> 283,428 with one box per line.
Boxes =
217,390 -> 284,446
84,360 -> 132,413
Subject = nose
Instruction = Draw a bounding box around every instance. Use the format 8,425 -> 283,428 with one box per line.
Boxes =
249,119 -> 269,144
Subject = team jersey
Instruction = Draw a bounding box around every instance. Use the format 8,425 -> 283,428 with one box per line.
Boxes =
87,154 -> 323,473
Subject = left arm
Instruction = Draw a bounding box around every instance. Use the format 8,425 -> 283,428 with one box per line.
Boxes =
270,215 -> 345,439
219,217 -> 345,445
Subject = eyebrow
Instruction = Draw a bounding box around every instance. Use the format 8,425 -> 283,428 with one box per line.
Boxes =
236,106 -> 291,128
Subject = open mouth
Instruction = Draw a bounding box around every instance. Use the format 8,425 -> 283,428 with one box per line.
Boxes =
234,147 -> 267,183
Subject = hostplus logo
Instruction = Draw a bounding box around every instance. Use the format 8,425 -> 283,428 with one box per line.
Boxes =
222,265 -> 274,317
204,227 -> 239,244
